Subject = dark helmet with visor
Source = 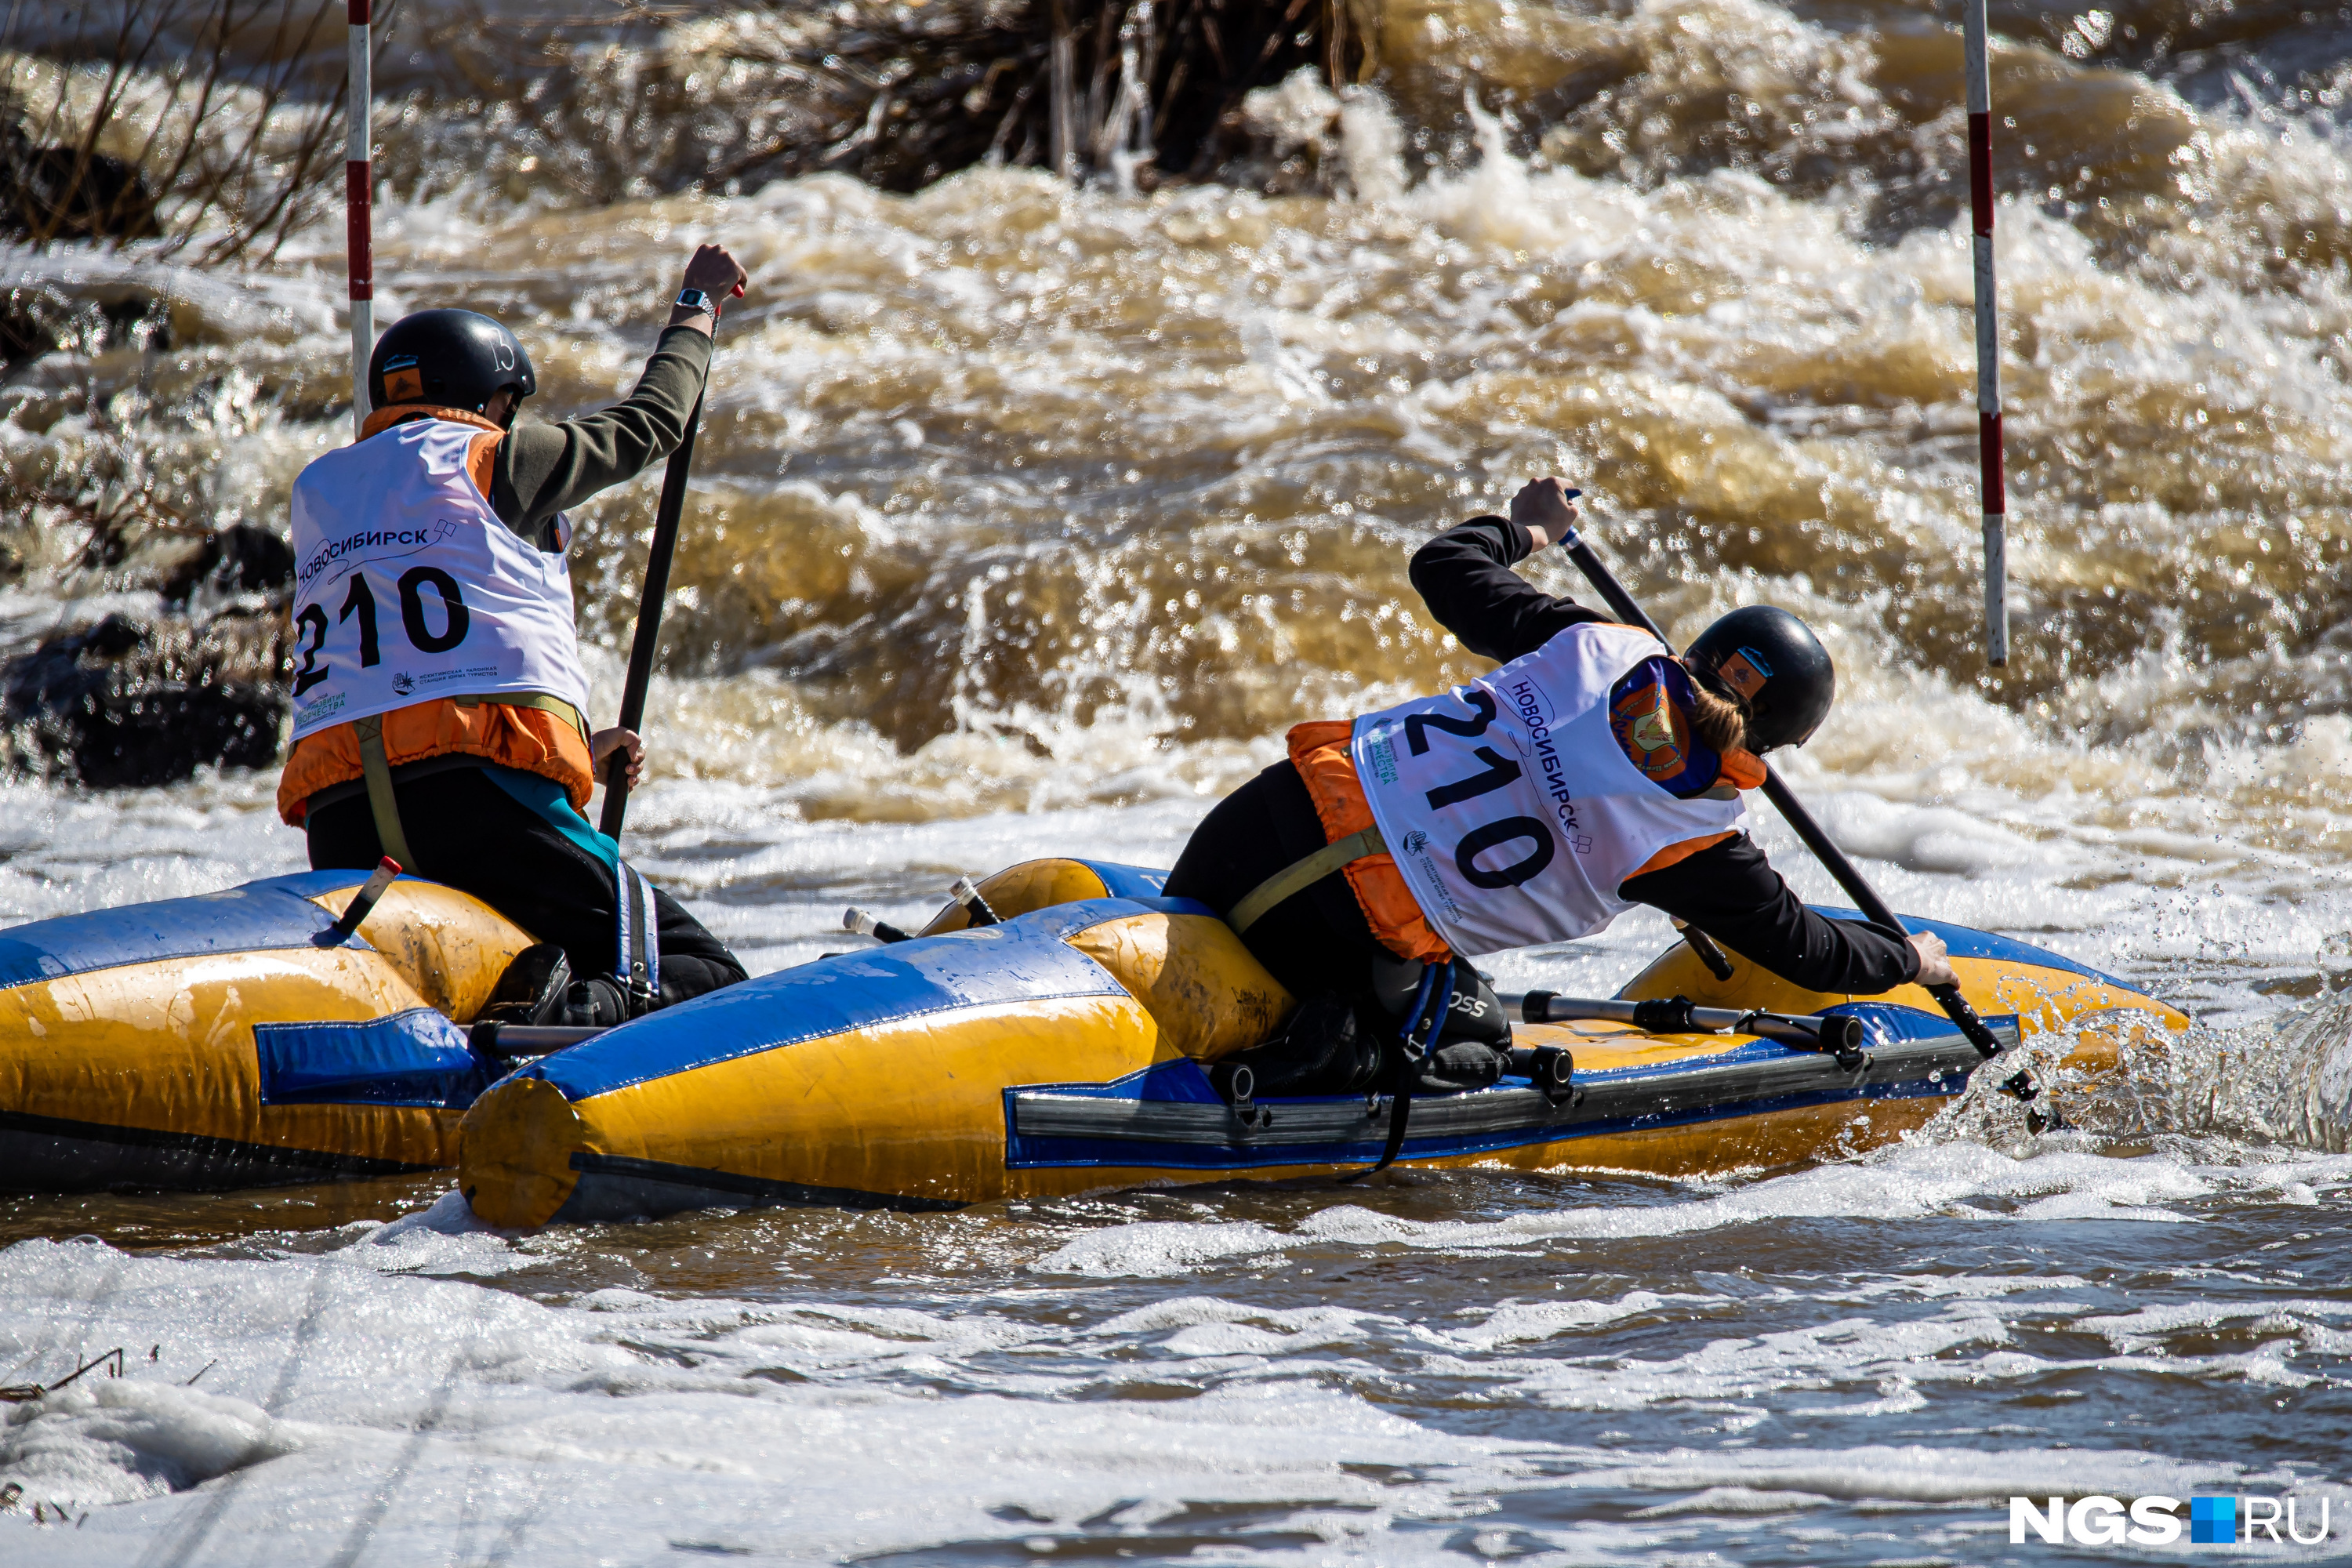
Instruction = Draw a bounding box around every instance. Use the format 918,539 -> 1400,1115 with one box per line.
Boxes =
1684,605 -> 1835,753
368,309 -> 535,426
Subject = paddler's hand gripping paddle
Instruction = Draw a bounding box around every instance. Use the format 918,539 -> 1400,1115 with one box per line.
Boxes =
1553,524 -> 2010,1064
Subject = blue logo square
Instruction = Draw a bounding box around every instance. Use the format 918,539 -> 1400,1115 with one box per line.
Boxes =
2190,1496 -> 2237,1544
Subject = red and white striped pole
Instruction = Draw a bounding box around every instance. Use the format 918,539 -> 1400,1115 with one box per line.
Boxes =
1962,0 -> 2006,666
347,0 -> 373,441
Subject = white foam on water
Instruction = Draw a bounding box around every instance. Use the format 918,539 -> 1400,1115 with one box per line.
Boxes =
1033,1218 -> 1293,1279
1841,1273 -> 2091,1302
339,1192 -> 544,1279
1030,1142 -> 2352,1279
1093,1294 -> 1392,1359
1629,1485 -> 1833,1516
0,775 -> 297,929
1568,1442 -> 2245,1504
2073,1298 -> 2352,1351
1439,1309 -> 2025,1414
0,1237 -> 1535,1564
11,1222 -> 2336,1562
1437,1292 -> 1726,1352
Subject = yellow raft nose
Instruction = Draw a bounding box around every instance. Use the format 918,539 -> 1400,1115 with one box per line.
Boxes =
459,862 -> 1291,1227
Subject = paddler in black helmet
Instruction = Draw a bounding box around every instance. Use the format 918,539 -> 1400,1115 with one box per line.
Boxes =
277,244 -> 753,1024
1165,476 -> 1958,1091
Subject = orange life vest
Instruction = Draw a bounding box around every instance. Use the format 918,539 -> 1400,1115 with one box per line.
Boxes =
274,405 -> 595,826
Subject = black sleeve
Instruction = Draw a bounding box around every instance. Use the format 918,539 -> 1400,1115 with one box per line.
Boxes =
1407,516 -> 1609,664
1621,833 -> 1922,995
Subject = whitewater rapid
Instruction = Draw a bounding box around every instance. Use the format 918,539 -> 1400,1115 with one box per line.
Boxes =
8,0 -> 2352,1557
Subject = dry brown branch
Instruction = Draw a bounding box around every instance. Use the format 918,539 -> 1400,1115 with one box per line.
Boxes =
0,0 -> 361,261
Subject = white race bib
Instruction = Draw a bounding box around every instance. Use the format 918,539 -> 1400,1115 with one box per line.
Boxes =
1351,622 -> 1747,956
286,420 -> 593,737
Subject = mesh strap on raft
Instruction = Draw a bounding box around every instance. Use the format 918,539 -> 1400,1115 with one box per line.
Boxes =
353,715 -> 419,872
1227,825 -> 1386,934
616,862 -> 660,1002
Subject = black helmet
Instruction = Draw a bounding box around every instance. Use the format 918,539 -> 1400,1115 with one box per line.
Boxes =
368,309 -> 535,424
1684,605 -> 1835,752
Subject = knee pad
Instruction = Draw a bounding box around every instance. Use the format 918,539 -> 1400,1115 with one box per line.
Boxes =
479,942 -> 574,1027
1369,956 -> 1511,1049
1226,995 -> 1384,1097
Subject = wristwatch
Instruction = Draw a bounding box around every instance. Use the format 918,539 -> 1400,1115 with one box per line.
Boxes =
673,286 -> 720,321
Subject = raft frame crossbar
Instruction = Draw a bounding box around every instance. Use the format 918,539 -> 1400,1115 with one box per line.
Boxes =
1512,991 -> 1868,1065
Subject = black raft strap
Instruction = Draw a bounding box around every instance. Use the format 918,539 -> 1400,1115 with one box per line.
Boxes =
1341,958 -> 1451,1185
1350,1086 -> 1412,1184
615,861 -> 660,1007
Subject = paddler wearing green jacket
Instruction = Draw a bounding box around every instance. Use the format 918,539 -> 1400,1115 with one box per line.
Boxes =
277,243 -> 753,1024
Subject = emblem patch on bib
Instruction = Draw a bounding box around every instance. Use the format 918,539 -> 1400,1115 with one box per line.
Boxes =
1609,674 -> 1691,785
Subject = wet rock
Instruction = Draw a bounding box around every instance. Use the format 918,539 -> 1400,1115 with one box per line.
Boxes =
0,119 -> 162,245
2,606 -> 288,790
0,282 -> 172,374
160,524 -> 296,604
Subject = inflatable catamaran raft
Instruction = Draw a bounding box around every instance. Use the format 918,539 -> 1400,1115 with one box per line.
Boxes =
0,858 -> 2185,1217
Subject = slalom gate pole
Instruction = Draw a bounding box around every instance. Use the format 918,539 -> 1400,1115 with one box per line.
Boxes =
1556,525 -> 2008,1058
597,388 -> 706,840
347,0 -> 372,440
1964,0 -> 2007,666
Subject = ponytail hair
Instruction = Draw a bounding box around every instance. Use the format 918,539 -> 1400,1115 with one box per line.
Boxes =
1685,673 -> 1751,757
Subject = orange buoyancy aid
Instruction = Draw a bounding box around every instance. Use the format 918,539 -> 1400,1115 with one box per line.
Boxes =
277,698 -> 595,824
1288,722 -> 1454,964
1283,718 -> 1767,965
274,405 -> 595,826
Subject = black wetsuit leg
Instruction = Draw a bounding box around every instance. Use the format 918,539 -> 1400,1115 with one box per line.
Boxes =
1165,757 -> 1395,1011
303,765 -> 746,1008
1168,759 -> 1504,1091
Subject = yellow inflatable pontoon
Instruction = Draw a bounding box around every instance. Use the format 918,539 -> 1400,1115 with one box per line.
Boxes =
456,858 -> 2187,1226
0,870 -> 533,1192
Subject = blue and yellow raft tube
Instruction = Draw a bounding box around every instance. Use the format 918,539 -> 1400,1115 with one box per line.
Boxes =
0,858 -> 2187,1214
0,871 -> 532,1192
456,858 -> 2186,1227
